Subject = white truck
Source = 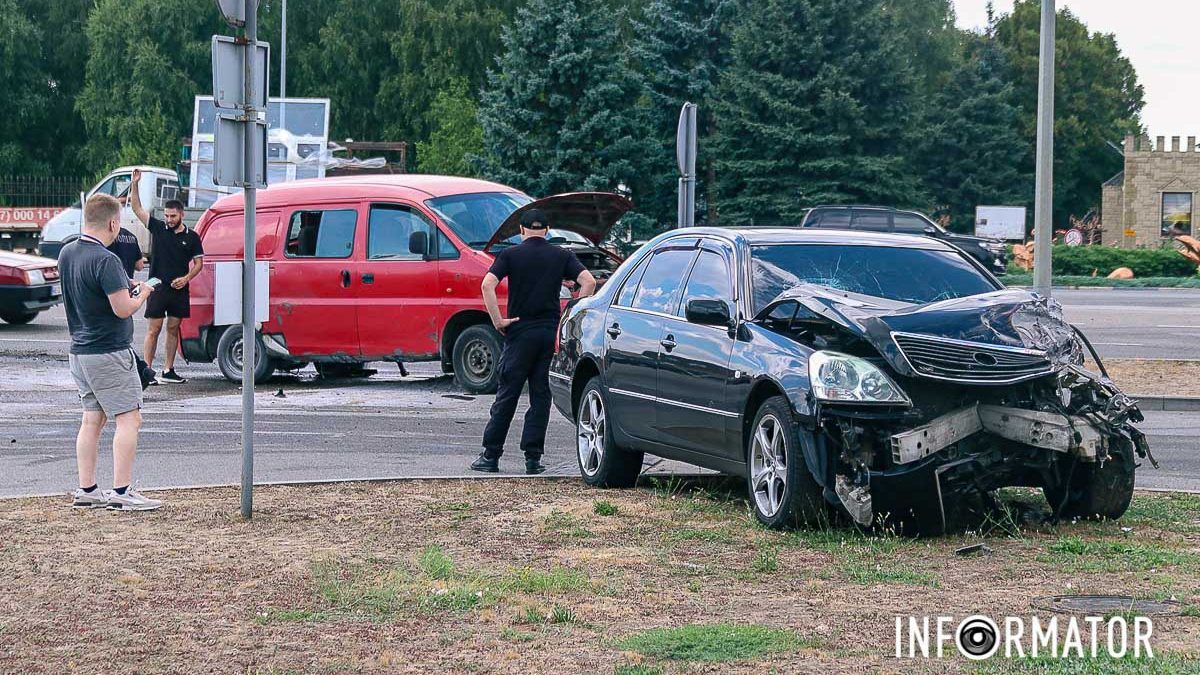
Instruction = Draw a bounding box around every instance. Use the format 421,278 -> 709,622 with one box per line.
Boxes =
37,166 -> 199,258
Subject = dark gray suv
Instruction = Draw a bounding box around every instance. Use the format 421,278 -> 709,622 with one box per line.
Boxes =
800,205 -> 1008,275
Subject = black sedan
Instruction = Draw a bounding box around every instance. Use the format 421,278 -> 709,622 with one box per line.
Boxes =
548,228 -> 1149,533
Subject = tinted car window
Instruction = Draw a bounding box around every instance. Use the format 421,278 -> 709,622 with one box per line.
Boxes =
679,250 -> 732,316
750,244 -> 997,310
615,255 -> 650,307
850,211 -> 891,231
368,204 -> 434,260
893,213 -> 932,234
436,229 -> 460,260
811,210 -> 850,229
632,248 -> 696,314
286,209 -> 356,258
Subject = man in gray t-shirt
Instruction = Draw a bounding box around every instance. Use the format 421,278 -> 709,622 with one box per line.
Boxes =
57,193 -> 162,511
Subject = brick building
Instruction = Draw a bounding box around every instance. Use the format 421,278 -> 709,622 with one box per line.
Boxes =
1101,134 -> 1199,247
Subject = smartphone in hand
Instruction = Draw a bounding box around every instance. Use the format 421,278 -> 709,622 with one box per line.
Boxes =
132,277 -> 162,298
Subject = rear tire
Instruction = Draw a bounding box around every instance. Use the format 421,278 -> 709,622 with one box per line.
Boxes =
747,396 -> 828,529
452,324 -> 502,394
1043,441 -> 1136,520
0,311 -> 38,325
216,325 -> 275,384
576,379 -> 643,488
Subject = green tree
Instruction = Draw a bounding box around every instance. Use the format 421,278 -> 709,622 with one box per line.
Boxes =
629,0 -> 731,233
917,35 -> 1030,232
76,0 -> 223,174
417,78 -> 483,176
710,0 -> 923,224
884,0 -> 961,98
477,0 -> 655,200
0,0 -> 51,175
994,0 -> 1144,225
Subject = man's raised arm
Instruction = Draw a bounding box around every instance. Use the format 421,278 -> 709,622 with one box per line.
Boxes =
129,169 -> 150,226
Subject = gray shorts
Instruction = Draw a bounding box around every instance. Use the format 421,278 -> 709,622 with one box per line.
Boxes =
69,348 -> 143,416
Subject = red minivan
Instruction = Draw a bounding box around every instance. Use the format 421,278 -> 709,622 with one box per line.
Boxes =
179,175 -> 628,393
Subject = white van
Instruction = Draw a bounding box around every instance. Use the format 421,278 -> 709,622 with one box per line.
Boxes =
38,166 -> 183,258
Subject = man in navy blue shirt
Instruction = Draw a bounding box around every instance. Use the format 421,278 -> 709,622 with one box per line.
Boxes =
106,227 -> 155,389
471,208 -> 596,474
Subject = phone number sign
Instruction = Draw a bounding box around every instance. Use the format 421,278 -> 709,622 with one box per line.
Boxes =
0,207 -> 65,229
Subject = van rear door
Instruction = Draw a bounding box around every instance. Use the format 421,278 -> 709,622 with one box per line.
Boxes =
270,203 -> 362,356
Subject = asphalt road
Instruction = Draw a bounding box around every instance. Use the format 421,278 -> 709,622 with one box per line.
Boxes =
0,288 -> 1196,499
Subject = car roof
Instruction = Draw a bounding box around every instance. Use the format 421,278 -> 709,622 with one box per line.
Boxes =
207,175 -> 521,213
662,226 -> 955,251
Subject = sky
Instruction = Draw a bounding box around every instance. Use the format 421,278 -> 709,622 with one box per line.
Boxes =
952,0 -> 1199,139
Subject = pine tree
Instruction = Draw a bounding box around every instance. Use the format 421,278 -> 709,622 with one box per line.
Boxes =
710,0 -> 924,224
629,0 -> 730,233
918,35 -> 1030,232
476,0 -> 654,202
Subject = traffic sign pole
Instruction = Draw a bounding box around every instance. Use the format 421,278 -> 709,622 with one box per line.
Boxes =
239,0 -> 258,519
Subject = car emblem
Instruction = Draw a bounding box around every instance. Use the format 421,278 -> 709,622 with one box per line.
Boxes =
972,352 -> 998,367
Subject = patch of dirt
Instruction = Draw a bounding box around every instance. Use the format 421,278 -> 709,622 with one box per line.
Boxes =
1094,359 -> 1200,397
0,480 -> 1197,674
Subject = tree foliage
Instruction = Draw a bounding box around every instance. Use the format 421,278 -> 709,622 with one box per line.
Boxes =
710,0 -> 923,224
417,78 -> 483,176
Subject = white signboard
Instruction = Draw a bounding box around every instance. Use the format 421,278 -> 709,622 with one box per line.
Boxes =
975,206 -> 1027,241
214,261 -> 270,325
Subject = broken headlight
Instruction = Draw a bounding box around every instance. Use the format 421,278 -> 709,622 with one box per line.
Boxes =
809,351 -> 910,404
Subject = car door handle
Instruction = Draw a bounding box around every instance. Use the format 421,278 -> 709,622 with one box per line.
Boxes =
660,335 -> 677,351
362,272 -> 375,284
341,270 -> 351,288
606,323 -> 622,338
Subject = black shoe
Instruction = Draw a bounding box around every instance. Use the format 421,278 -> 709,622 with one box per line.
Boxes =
525,459 -> 546,475
470,454 -> 499,473
140,367 -> 157,390
158,369 -> 187,384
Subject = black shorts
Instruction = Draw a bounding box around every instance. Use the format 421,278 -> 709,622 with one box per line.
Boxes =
145,286 -> 191,319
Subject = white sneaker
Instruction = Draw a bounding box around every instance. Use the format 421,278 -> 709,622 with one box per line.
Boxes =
106,489 -> 163,512
71,487 -> 110,508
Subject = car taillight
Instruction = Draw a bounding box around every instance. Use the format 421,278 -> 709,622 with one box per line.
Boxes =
22,269 -> 46,285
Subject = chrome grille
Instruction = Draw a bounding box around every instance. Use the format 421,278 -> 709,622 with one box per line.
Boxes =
891,332 -> 1055,384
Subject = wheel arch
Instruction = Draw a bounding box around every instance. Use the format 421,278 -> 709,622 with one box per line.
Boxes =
570,356 -> 602,420
742,377 -> 789,459
442,310 -> 491,363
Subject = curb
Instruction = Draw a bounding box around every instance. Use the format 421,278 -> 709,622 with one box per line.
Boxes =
1008,284 -> 1200,291
1132,395 -> 1200,412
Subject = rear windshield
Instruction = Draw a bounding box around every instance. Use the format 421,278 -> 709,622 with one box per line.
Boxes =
426,192 -> 531,249
750,244 -> 997,311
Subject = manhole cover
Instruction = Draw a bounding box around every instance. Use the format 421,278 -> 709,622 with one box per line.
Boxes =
1032,595 -> 1184,616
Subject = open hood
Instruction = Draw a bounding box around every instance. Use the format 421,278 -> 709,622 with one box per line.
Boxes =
483,192 -> 633,253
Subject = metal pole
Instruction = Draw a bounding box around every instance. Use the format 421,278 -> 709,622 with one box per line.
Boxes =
1032,0 -> 1055,295
240,0 -> 258,519
279,0 -> 286,129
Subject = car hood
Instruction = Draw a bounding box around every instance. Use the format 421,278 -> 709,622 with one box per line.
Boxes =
483,192 -> 633,253
0,250 -> 58,270
758,286 -> 1082,375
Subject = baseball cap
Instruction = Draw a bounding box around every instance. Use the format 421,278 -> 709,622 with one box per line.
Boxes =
520,208 -> 549,229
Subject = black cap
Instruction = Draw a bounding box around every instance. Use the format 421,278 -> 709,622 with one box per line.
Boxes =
520,208 -> 549,229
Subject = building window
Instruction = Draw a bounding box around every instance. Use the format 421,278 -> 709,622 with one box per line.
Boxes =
1162,192 -> 1193,237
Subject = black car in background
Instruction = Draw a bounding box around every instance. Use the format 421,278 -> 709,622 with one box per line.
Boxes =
548,228 -> 1148,533
800,205 -> 1008,276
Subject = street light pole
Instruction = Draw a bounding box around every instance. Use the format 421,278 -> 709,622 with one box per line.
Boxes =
1032,0 -> 1055,295
279,0 -> 286,129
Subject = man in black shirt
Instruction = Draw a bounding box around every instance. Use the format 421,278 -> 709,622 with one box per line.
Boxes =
106,226 -> 155,388
130,169 -> 203,384
471,208 -> 596,474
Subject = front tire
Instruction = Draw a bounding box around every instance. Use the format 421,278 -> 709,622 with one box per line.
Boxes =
576,379 -> 643,488
1043,440 -> 1136,520
0,311 -> 38,325
452,324 -> 502,394
747,396 -> 828,529
216,325 -> 275,384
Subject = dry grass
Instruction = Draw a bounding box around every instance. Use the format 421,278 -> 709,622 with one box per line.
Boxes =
1095,359 -> 1200,397
0,479 -> 1197,674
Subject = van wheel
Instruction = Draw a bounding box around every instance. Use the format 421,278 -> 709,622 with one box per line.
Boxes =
576,379 -> 643,488
0,311 -> 38,325
747,396 -> 828,529
453,324 -> 501,394
216,325 -> 275,384
1044,441 -> 1136,520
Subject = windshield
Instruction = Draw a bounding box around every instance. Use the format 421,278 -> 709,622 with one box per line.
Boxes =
426,192 -> 532,249
750,244 -> 998,312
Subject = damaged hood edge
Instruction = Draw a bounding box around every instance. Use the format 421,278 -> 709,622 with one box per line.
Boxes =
483,192 -> 634,253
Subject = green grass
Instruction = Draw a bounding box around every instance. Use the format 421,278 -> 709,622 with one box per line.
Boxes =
841,561 -> 940,587
543,509 -> 593,538
1003,272 -> 1200,289
418,544 -> 456,580
784,527 -> 915,557
666,526 -> 736,544
500,627 -> 538,642
254,608 -> 326,624
614,667 -> 664,675
751,545 -> 780,574
1123,494 -> 1200,534
1037,536 -> 1197,573
975,652 -> 1200,674
593,500 -> 619,516
618,624 -> 805,663
504,566 -> 589,594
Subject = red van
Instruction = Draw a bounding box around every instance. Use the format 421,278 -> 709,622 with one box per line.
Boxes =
179,175 -> 628,393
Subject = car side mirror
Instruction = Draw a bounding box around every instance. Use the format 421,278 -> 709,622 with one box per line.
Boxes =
408,230 -> 430,258
685,298 -> 733,327
923,226 -> 937,235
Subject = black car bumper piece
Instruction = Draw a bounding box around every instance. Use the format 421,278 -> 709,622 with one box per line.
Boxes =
0,283 -> 62,314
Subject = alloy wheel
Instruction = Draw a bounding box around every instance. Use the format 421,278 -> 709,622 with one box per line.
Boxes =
577,390 -> 606,476
750,413 -> 788,517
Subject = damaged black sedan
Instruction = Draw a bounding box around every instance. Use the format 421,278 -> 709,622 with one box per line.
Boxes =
548,228 -> 1151,533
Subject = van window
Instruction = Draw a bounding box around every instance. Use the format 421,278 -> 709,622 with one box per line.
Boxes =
368,204 -> 435,260
436,229 -> 460,260
95,174 -> 131,198
286,209 -> 357,258
812,210 -> 849,228
850,210 -> 891,231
